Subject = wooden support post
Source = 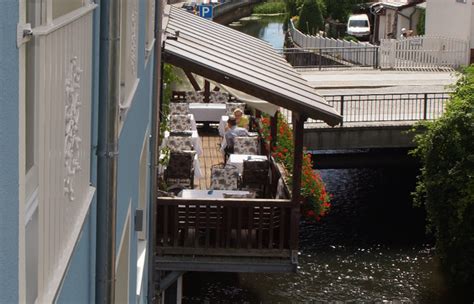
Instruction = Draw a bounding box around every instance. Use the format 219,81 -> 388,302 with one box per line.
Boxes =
270,112 -> 278,156
290,112 -> 305,252
184,70 -> 201,91
204,80 -> 210,103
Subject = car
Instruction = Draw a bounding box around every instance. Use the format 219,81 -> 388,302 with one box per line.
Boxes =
182,2 -> 197,13
347,14 -> 371,39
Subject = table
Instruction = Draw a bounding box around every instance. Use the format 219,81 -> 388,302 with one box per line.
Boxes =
226,154 -> 268,173
163,130 -> 203,156
189,103 -> 226,122
178,189 -> 253,199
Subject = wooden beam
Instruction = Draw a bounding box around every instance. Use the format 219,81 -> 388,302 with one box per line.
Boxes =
184,70 -> 201,91
204,80 -> 210,103
270,112 -> 278,156
290,112 -> 306,251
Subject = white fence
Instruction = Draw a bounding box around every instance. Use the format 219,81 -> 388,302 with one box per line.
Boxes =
379,36 -> 469,70
288,20 -> 377,67
31,5 -> 96,303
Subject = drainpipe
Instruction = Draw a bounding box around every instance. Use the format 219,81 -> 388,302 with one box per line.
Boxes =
96,0 -> 121,302
148,0 -> 164,302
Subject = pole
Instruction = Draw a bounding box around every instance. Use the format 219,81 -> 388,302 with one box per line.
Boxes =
96,0 -> 121,302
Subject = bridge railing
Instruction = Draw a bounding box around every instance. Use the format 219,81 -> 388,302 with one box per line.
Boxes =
281,92 -> 451,126
278,47 -> 379,70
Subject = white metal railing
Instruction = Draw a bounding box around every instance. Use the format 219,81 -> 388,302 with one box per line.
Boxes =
288,20 -> 377,67
379,36 -> 469,70
32,5 -> 96,303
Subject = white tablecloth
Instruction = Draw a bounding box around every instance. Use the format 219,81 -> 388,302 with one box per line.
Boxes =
218,115 -> 229,137
178,189 -> 252,199
226,154 -> 268,174
163,130 -> 203,156
189,103 -> 226,122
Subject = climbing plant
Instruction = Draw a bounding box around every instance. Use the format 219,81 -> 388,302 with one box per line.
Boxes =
411,65 -> 474,295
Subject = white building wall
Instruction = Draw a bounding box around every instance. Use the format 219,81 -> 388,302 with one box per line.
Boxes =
426,0 -> 473,42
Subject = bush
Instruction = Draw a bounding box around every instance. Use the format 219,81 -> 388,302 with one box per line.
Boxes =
411,65 -> 474,296
253,1 -> 286,14
297,0 -> 324,35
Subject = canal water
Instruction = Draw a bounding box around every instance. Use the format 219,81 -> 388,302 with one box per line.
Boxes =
182,16 -> 456,303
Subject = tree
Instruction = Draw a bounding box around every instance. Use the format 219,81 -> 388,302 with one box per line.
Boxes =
411,65 -> 474,297
297,0 -> 324,35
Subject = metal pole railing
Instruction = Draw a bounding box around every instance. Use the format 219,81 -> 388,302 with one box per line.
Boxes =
423,93 -> 428,120
340,95 -> 344,126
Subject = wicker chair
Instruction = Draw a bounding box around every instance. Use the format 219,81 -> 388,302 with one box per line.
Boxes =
241,159 -> 270,197
185,91 -> 204,103
210,163 -> 239,190
209,91 -> 229,103
164,151 -> 196,193
166,136 -> 193,152
233,136 -> 259,155
169,102 -> 190,115
225,102 -> 246,115
169,114 -> 192,132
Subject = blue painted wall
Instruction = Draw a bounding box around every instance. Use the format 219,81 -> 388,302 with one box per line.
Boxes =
115,0 -> 154,301
0,0 -> 20,302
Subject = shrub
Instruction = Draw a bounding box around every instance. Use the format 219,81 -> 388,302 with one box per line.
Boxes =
411,65 -> 474,295
253,1 -> 287,14
297,0 -> 324,35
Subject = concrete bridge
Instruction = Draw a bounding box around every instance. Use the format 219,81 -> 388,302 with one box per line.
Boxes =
280,70 -> 456,168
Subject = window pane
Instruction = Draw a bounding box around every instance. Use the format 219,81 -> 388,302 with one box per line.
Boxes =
52,0 -> 83,19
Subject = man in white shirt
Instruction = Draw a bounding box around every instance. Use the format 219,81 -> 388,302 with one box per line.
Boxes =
224,115 -> 249,154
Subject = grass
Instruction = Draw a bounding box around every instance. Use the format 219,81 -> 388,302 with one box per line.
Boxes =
253,1 -> 286,15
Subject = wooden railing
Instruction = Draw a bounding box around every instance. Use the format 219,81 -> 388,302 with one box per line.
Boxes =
156,197 -> 297,258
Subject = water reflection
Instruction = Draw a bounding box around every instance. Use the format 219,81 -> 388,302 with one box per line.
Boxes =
229,15 -> 286,49
183,168 -> 454,303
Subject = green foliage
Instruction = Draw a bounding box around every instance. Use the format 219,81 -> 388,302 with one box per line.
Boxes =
253,1 -> 287,14
342,35 -> 359,42
159,64 -> 181,150
297,0 -> 324,35
416,8 -> 425,36
324,0 -> 368,22
411,65 -> 474,293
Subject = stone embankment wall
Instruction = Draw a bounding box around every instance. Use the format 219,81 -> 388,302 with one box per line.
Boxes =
212,0 -> 261,24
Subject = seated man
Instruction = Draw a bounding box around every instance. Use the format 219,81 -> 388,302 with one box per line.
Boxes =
224,115 -> 249,154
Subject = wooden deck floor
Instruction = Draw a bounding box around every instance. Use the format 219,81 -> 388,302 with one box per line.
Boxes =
195,127 -> 225,190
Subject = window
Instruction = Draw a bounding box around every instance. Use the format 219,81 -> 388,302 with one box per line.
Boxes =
138,132 -> 149,241
145,0 -> 156,61
52,0 -> 84,19
119,0 -> 140,118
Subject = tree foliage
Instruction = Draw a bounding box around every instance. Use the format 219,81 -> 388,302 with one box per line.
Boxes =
323,0 -> 368,22
297,0 -> 324,34
411,65 -> 474,294
416,8 -> 425,36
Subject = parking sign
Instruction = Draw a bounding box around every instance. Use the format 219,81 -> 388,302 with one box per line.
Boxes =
199,5 -> 213,19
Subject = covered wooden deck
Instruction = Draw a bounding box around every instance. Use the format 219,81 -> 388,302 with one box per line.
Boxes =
156,126 -> 299,273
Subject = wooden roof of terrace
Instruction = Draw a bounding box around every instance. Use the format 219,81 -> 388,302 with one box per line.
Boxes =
162,6 -> 342,126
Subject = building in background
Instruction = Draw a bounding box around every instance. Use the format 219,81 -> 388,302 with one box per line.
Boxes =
425,0 -> 474,63
0,0 -> 162,303
370,0 -> 425,43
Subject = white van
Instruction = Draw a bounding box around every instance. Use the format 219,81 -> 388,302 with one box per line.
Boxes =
347,14 -> 371,38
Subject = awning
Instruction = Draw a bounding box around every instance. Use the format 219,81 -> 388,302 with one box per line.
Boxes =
163,6 -> 342,126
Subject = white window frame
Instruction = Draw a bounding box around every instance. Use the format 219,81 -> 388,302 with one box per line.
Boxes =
119,0 -> 140,128
145,0 -> 156,64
